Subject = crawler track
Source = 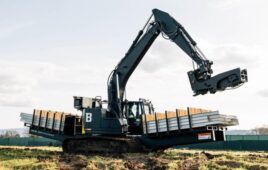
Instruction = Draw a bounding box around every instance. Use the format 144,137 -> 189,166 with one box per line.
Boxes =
62,136 -> 145,154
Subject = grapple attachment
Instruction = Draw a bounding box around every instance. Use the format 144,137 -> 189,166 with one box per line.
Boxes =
188,68 -> 248,96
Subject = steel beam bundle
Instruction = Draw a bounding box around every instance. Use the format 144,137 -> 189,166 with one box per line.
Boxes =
143,111 -> 238,134
20,112 -> 67,132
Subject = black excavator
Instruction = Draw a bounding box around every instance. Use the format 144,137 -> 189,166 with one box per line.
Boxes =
23,9 -> 248,153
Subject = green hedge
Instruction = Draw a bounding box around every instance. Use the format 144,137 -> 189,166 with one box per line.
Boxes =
0,137 -> 61,146
176,135 -> 268,151
1,135 -> 268,151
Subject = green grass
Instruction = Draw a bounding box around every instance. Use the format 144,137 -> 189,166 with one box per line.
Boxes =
0,146 -> 267,170
0,146 -> 60,170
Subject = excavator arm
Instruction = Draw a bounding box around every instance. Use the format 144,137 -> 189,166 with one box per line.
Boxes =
107,9 -> 248,117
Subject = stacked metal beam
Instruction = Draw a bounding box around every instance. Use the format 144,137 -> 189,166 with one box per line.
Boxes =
20,110 -> 72,132
143,111 -> 238,134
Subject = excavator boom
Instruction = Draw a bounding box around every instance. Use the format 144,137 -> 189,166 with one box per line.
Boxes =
108,9 -> 247,118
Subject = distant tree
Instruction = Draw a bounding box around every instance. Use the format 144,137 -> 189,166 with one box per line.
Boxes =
0,130 -> 20,138
27,134 -> 38,138
252,125 -> 268,135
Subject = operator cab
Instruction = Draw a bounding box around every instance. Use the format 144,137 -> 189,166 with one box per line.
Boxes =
73,96 -> 155,135
123,98 -> 155,135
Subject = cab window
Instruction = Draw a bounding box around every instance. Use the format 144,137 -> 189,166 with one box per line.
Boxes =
128,103 -> 140,118
144,104 -> 151,115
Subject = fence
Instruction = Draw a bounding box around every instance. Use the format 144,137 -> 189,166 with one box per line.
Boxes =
226,135 -> 268,141
1,135 -> 268,151
0,137 -> 61,146
176,135 -> 268,151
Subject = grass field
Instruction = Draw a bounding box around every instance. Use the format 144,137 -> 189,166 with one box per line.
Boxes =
0,146 -> 267,170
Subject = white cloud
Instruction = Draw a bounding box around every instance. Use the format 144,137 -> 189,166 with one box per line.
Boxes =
0,94 -> 34,107
139,37 -> 193,73
209,0 -> 244,10
209,44 -> 258,66
0,57 -> 111,109
138,36 -> 260,76
0,61 -> 58,107
257,89 -> 268,98
0,21 -> 33,39
194,40 -> 263,75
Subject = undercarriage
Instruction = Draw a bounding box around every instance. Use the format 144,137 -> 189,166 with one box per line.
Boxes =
62,136 -> 145,154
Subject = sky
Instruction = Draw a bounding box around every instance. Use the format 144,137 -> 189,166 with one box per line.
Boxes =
0,0 -> 267,130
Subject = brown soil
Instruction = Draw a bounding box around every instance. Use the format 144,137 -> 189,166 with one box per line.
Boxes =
1,146 -> 268,170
